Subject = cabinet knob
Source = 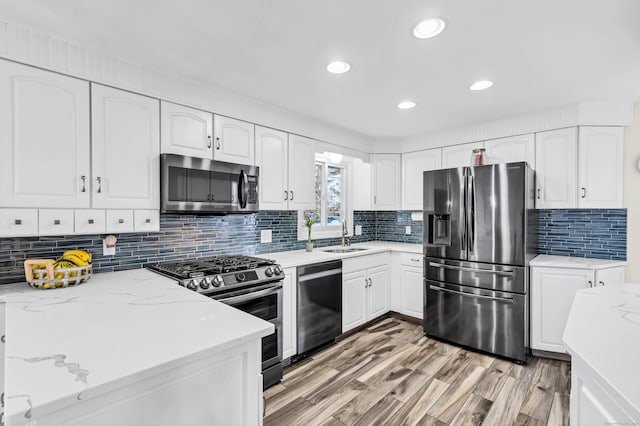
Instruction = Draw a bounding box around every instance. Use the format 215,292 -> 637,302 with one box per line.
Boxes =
54,219 -> 61,225
581,187 -> 587,198
14,219 -> 22,225
145,218 -> 151,224
118,219 -> 124,224
88,219 -> 95,224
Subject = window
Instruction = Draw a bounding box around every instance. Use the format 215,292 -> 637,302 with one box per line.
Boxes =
299,154 -> 350,240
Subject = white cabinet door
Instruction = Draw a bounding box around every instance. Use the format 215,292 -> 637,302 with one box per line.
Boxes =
0,209 -> 39,237
484,134 -> 535,168
0,60 -> 90,208
161,101 -> 213,158
595,267 -> 625,287
255,126 -> 288,210
282,267 -> 297,359
351,157 -> 372,210
402,149 -> 442,210
574,380 -> 617,426
288,134 -> 316,210
372,154 -> 401,210
92,85 -> 160,210
531,267 -> 593,353
342,270 -> 367,332
442,142 -> 482,168
74,210 -> 106,235
39,209 -> 75,236
400,265 -> 424,319
578,127 -> 624,208
367,266 -> 389,320
213,115 -> 255,165
535,128 -> 577,209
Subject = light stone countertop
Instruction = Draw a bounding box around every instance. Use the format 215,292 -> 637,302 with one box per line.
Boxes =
563,284 -> 640,421
1,269 -> 273,425
263,241 -> 422,269
530,254 -> 627,269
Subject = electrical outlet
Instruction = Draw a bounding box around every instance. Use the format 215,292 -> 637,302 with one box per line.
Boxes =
355,225 -> 362,236
405,226 -> 411,235
261,229 -> 272,243
103,236 -> 117,256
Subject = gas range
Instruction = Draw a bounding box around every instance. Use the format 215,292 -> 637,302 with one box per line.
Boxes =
148,255 -> 283,295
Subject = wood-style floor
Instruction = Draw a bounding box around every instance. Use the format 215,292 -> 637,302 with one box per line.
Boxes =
264,317 -> 570,426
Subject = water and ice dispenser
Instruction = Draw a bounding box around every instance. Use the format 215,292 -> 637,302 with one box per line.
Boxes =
426,213 -> 451,246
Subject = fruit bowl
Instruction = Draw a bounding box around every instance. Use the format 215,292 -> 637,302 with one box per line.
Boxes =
24,258 -> 93,289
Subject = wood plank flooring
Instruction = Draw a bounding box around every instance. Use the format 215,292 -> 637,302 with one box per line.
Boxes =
264,317 -> 570,426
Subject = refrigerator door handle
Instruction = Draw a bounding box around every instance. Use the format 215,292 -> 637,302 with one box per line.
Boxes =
468,174 -> 475,252
461,173 -> 467,251
429,284 -> 515,303
428,262 -> 515,277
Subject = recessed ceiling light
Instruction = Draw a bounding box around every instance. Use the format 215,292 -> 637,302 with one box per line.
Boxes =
413,18 -> 446,39
398,101 -> 417,109
469,80 -> 494,91
327,61 -> 351,74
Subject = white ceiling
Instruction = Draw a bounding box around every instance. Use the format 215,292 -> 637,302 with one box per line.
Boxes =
1,0 -> 640,139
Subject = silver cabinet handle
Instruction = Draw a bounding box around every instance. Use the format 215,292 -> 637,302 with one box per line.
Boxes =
410,258 -> 421,262
369,278 -> 373,287
145,218 -> 151,224
80,175 -> 87,192
96,177 -> 102,193
537,188 -> 541,200
14,219 -> 22,225
290,191 -> 294,201
118,218 -> 124,224
207,135 -> 212,149
588,280 -> 593,287
216,137 -> 221,150
581,187 -> 587,198
364,279 -> 368,288
54,219 -> 61,225
599,281 -> 604,286
88,219 -> 94,224
374,195 -> 377,204
284,190 -> 288,201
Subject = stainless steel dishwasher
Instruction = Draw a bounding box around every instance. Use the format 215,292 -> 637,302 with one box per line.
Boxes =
297,260 -> 343,355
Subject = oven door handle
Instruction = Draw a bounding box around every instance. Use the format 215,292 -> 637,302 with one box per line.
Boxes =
218,286 -> 280,305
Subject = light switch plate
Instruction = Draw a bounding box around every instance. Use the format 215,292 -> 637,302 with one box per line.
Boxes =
261,229 -> 272,243
103,239 -> 116,256
355,225 -> 362,236
405,226 -> 411,235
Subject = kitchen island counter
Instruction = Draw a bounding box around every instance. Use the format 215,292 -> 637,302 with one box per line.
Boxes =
563,284 -> 640,424
1,269 -> 272,425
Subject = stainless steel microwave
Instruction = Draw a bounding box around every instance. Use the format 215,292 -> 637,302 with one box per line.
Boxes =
160,154 -> 259,214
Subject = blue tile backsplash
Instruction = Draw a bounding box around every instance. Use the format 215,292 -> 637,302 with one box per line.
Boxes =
536,209 -> 626,261
0,208 -> 626,284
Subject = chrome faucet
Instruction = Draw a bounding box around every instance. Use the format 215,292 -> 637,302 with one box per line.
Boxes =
341,220 -> 350,247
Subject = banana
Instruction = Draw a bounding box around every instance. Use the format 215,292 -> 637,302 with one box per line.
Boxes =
63,250 -> 91,263
58,254 -> 88,267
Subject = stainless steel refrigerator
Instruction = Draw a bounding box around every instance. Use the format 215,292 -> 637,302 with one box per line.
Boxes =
423,162 -> 536,362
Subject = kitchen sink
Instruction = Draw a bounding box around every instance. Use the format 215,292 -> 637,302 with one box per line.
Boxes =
322,247 -> 369,253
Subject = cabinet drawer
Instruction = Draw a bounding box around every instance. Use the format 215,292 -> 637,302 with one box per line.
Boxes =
75,210 -> 106,234
343,253 -> 389,274
0,209 -> 38,237
134,210 -> 160,232
39,209 -> 74,236
106,210 -> 134,233
400,252 -> 423,267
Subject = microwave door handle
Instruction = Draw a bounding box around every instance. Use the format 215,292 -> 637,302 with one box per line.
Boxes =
238,170 -> 248,208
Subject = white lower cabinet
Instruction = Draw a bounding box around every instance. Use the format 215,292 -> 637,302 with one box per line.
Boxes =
36,341 -> 264,426
390,252 -> 424,320
531,263 -> 625,354
342,254 -> 389,333
282,267 -> 297,359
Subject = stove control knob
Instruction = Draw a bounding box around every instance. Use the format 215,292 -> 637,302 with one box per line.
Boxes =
265,267 -> 273,277
199,278 -> 210,290
273,265 -> 283,276
186,280 -> 198,291
212,276 -> 223,287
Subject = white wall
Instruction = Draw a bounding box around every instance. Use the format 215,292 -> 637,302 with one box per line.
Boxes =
624,103 -> 640,282
0,17 -> 371,156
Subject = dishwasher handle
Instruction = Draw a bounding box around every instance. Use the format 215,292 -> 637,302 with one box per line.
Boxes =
297,268 -> 342,282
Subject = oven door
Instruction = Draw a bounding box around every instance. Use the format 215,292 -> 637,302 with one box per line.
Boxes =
215,282 -> 283,369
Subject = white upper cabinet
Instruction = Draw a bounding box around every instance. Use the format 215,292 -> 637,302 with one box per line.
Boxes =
0,60 -> 91,208
213,115 -> 255,165
161,101 -> 213,158
351,158 -> 372,210
255,126 -> 289,210
91,84 -> 160,209
372,154 -> 401,210
442,142 -> 482,168
402,148 -> 442,210
288,134 -> 316,210
535,128 -> 578,209
578,127 -> 624,208
484,134 -> 535,168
